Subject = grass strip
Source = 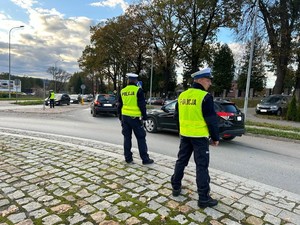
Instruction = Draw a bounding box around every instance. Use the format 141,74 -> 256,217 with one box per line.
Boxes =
11,100 -> 44,105
246,126 -> 300,141
246,120 -> 300,132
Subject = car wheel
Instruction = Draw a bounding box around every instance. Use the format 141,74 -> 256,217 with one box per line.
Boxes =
144,117 -> 157,133
276,108 -> 282,116
222,136 -> 235,141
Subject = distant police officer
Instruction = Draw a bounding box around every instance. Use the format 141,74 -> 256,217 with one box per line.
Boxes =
171,68 -> 220,208
117,73 -> 154,165
49,90 -> 55,108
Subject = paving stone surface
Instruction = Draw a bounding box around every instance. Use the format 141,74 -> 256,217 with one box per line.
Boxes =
0,127 -> 299,225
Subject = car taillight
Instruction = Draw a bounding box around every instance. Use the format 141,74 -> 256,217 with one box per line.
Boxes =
217,112 -> 234,120
94,100 -> 100,106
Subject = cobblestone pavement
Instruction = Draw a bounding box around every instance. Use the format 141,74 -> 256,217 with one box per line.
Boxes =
0,128 -> 300,225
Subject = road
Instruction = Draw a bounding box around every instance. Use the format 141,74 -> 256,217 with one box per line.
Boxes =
0,103 -> 300,195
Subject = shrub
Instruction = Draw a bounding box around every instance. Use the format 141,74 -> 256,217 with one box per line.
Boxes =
297,103 -> 300,122
0,93 -> 8,98
286,95 -> 297,121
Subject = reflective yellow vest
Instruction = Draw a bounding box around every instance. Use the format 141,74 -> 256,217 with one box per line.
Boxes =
178,88 -> 209,137
121,85 -> 142,117
50,92 -> 55,100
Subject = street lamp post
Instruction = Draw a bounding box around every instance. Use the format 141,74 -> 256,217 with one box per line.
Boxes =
149,46 -> 154,105
149,34 -> 155,105
243,0 -> 259,121
8,25 -> 24,99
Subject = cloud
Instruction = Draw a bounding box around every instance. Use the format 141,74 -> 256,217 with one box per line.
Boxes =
90,0 -> 129,12
228,43 -> 245,64
10,0 -> 38,10
0,1 -> 93,79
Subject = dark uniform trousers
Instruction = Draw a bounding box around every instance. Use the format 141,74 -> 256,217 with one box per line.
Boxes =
171,136 -> 210,200
50,99 -> 55,108
121,115 -> 150,162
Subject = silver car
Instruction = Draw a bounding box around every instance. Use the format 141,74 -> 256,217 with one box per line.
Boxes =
255,94 -> 291,116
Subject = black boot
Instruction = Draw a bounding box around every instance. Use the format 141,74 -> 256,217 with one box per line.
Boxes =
198,196 -> 218,208
172,188 -> 181,197
142,159 -> 154,165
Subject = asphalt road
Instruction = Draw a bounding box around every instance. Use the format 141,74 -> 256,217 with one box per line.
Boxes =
0,102 -> 300,195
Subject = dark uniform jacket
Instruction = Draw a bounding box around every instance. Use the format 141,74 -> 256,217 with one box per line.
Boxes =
117,82 -> 147,121
174,82 -> 220,142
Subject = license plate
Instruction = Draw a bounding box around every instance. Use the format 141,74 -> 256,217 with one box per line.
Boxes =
237,116 -> 242,121
103,104 -> 112,106
261,109 -> 267,112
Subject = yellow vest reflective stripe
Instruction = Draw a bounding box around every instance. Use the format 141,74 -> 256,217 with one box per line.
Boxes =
121,85 -> 142,117
178,88 -> 209,137
50,92 -> 55,99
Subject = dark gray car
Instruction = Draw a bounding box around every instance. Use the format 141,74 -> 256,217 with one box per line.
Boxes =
145,99 -> 245,141
90,94 -> 118,117
255,94 -> 291,116
45,93 -> 71,106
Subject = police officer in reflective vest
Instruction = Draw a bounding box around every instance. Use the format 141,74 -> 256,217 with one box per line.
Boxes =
117,73 -> 154,165
49,90 -> 55,108
171,68 -> 220,208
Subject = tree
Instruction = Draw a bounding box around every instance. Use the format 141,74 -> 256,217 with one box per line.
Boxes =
77,0 -> 243,96
68,72 -> 84,94
130,0 -> 180,96
84,14 -> 152,94
238,0 -> 300,94
46,67 -> 70,93
295,51 -> 300,101
212,44 -> 235,96
174,0 -> 243,75
291,35 -> 300,101
78,44 -> 101,94
237,37 -> 267,96
284,66 -> 296,94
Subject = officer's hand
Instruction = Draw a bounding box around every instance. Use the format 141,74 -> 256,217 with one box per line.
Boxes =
211,141 -> 219,146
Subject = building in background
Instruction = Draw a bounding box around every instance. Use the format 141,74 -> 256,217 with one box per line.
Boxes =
0,79 -> 21,92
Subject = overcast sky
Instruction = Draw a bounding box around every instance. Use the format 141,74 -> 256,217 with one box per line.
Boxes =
0,0 -> 130,79
0,0 -> 275,87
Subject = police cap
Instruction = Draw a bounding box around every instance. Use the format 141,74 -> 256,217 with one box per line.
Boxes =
191,68 -> 213,79
126,73 -> 138,79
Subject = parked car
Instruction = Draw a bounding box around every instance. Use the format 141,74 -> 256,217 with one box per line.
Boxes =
86,94 -> 94,102
69,94 -> 80,104
255,94 -> 291,116
144,99 -> 245,141
79,94 -> 93,102
45,93 -> 71,106
90,94 -> 118,117
147,97 -> 165,105
163,98 -> 176,105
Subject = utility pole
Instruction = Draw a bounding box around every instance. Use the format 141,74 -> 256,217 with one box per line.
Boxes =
243,0 -> 259,121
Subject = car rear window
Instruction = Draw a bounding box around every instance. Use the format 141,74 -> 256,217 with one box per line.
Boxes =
220,103 -> 238,113
97,95 -> 116,101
